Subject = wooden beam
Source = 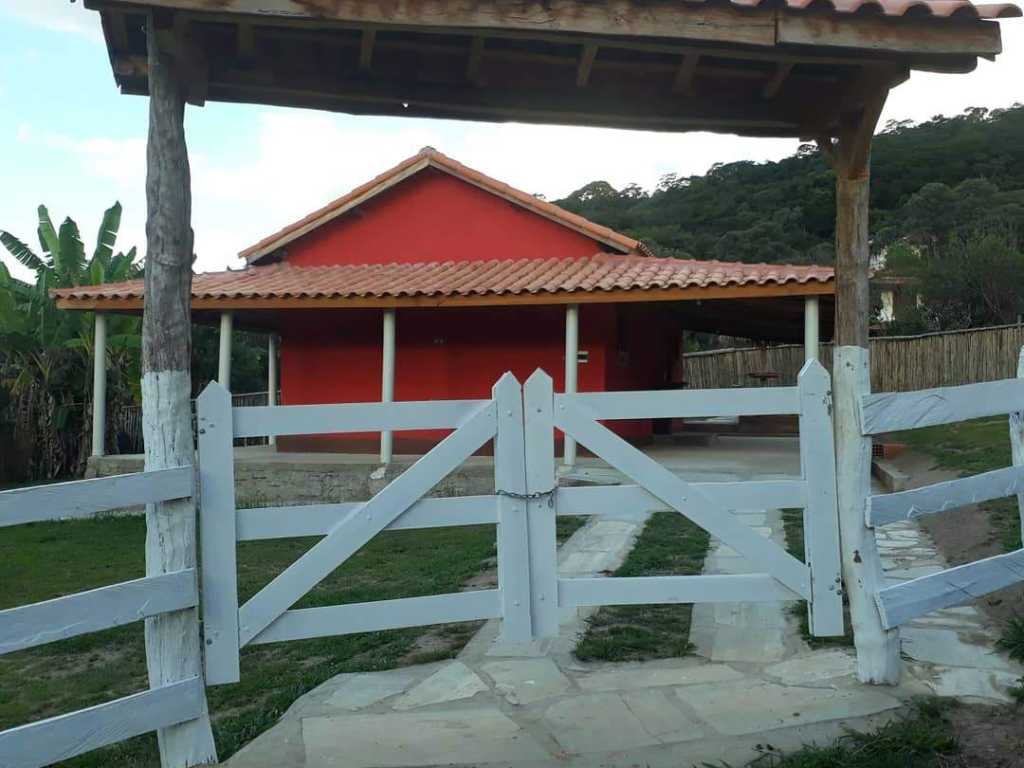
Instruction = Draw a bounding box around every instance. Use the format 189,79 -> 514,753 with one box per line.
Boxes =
778,13 -> 1002,57
576,43 -> 598,87
237,22 -> 255,62
55,280 -> 835,313
762,62 -> 794,100
358,28 -> 376,71
671,54 -> 700,95
466,35 -> 484,85
87,0 -> 780,48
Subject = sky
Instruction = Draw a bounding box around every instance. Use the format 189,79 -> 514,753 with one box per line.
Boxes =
1,0 -> 1022,281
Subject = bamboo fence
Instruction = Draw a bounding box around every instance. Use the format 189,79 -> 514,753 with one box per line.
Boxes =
683,324 -> 1024,393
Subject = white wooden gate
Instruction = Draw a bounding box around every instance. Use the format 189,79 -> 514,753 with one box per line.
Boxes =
526,359 -> 846,638
0,469 -> 211,768
198,362 -> 846,685
861,356 -> 1024,629
197,373 -> 542,683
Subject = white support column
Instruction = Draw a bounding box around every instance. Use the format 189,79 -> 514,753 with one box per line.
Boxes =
804,296 -> 820,362
91,312 -> 108,457
218,311 -> 233,391
380,309 -> 396,464
267,334 -> 278,448
564,304 -> 579,466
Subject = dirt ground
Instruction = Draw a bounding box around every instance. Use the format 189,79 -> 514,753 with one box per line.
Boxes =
887,450 -> 1024,627
948,705 -> 1024,767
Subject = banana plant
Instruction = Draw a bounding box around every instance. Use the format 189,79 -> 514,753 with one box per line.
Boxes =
0,203 -> 143,478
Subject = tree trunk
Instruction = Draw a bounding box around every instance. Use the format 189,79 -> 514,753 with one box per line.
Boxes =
831,89 -> 902,685
142,16 -> 218,766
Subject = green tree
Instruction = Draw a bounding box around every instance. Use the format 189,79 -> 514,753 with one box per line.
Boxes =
0,203 -> 142,479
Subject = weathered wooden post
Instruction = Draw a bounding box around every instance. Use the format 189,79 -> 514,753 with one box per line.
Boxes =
820,74 -> 901,684
1009,347 -> 1024,547
141,16 -> 218,766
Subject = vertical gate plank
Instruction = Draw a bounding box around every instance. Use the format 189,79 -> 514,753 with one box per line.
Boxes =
798,360 -> 845,636
492,373 -> 533,641
524,371 -> 561,638
197,383 -> 241,685
1009,347 -> 1024,549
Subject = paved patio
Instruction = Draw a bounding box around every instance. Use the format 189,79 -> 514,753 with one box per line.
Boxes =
221,437 -> 1020,768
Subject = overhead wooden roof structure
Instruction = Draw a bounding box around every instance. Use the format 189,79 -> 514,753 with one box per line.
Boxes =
86,0 -> 1018,137
76,0 -> 1020,699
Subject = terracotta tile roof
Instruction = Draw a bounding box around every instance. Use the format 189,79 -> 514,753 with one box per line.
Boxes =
240,148 -> 650,264
757,0 -> 1019,16
53,254 -> 833,305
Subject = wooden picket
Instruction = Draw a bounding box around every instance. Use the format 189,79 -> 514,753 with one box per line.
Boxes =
867,347 -> 1024,629
0,469 -> 211,768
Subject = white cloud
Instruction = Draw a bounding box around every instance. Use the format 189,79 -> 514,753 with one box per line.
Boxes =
1,0 -> 104,42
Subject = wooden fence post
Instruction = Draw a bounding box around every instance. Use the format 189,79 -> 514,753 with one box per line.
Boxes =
141,16 -> 217,766
492,373 -> 533,642
797,360 -> 844,636
834,347 -> 901,683
824,73 -> 901,685
524,370 -> 560,638
1009,346 -> 1024,548
197,383 -> 241,684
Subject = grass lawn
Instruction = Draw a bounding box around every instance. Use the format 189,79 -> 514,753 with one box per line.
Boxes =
573,511 -> 710,662
746,699 -> 960,768
0,513 -> 501,766
780,508 -> 855,649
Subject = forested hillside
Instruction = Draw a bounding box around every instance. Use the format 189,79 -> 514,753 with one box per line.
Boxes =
555,105 -> 1024,266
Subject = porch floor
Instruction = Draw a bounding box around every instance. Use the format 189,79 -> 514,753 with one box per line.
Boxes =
221,442 -> 1021,768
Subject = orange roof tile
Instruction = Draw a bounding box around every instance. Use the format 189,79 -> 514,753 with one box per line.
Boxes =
53,254 -> 833,306
778,0 -> 1019,17
239,148 -> 650,264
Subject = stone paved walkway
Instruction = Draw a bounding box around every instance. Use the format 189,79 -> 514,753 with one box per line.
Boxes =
224,445 -> 1022,768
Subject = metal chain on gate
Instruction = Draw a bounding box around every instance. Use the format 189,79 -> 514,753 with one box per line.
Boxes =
495,487 -> 557,508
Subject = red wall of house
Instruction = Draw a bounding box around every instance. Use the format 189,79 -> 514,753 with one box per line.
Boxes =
277,304 -> 672,453
284,169 -> 604,266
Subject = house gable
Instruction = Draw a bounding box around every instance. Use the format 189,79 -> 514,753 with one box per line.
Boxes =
282,168 -> 611,267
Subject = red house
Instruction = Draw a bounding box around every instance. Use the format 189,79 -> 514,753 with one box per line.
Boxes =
56,148 -> 835,460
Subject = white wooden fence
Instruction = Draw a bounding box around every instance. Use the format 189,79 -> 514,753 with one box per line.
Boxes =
863,350 -> 1024,629
0,469 -> 209,768
198,362 -> 846,687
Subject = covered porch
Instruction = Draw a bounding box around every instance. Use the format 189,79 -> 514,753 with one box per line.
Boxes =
61,272 -> 833,467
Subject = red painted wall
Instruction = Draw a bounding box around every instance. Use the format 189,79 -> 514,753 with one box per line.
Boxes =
277,305 -> 674,453
284,169 -> 604,266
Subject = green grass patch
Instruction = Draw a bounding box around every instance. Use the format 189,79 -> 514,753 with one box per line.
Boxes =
894,418 -> 1022,552
0,513 -> 499,766
574,511 -> 710,662
780,508 -> 854,649
745,698 -> 960,768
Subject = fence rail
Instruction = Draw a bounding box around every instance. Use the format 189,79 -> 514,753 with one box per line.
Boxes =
865,349 -> 1024,630
0,468 -> 207,768
683,324 -> 1024,393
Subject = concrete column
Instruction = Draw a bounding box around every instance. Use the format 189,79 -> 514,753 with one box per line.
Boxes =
804,296 -> 820,362
218,311 -> 233,390
267,334 -> 278,447
564,304 -> 579,466
380,309 -> 396,464
91,312 -> 107,457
